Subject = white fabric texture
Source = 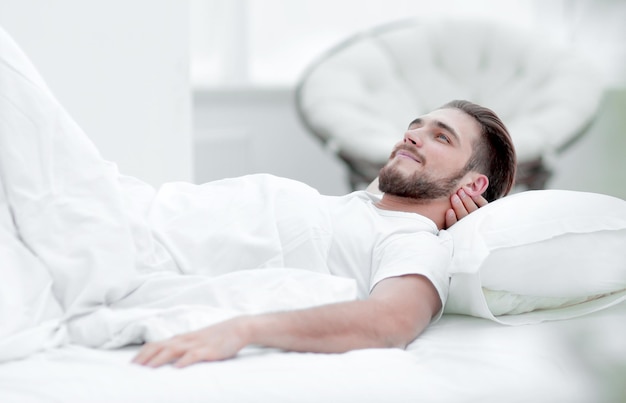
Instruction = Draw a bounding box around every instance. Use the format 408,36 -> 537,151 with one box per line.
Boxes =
0,24 -> 156,318
297,18 -> 604,164
69,269 -> 357,349
0,24 -> 356,357
150,175 -> 452,303
0,25 -> 186,358
0,177 -> 65,362
5,300 -> 621,403
444,189 -> 626,324
71,176 -> 453,347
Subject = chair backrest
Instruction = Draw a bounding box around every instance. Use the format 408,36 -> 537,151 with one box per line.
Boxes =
296,18 -> 605,189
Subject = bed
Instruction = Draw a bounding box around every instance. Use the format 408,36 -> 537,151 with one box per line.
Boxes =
0,301 -> 624,403
1,24 -> 625,403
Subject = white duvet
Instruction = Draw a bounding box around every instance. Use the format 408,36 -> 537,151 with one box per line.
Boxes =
0,24 -> 362,362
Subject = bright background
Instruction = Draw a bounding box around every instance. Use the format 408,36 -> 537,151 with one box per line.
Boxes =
190,0 -> 626,198
0,0 -> 192,187
0,0 -> 624,198
190,0 -> 626,89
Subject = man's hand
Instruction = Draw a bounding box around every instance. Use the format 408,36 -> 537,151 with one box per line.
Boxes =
444,188 -> 488,229
132,317 -> 251,368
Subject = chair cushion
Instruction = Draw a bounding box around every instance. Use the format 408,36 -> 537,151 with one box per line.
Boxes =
297,18 -> 604,164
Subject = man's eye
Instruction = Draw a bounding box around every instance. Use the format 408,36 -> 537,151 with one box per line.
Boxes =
436,133 -> 450,143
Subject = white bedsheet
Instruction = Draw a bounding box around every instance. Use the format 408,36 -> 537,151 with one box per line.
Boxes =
2,300 -> 625,403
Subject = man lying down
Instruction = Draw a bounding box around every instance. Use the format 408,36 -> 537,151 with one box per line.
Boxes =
0,25 -> 515,367
129,100 -> 516,367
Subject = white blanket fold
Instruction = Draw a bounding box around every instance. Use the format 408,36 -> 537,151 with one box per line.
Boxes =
68,269 -> 357,348
0,24 -> 358,361
0,25 -> 145,317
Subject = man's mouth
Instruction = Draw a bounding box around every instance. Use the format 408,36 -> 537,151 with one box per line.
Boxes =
394,148 -> 423,164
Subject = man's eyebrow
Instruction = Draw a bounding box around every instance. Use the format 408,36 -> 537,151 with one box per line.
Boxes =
435,120 -> 461,143
408,118 -> 423,128
408,118 -> 461,143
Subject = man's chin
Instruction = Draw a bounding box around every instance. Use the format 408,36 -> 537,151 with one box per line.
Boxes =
379,178 -> 458,201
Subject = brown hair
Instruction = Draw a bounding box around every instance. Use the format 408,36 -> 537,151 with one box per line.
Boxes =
441,100 -> 517,201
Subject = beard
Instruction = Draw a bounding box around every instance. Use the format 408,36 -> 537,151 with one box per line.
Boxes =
378,148 -> 467,201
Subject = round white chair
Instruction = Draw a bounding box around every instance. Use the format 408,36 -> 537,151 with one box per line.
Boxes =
295,18 -> 605,190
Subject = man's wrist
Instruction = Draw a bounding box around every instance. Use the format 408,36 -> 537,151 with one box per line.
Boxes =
236,312 -> 282,350
233,314 -> 260,348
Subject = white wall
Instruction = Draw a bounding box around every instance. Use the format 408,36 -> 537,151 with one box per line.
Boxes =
193,88 -> 350,195
0,0 -> 192,187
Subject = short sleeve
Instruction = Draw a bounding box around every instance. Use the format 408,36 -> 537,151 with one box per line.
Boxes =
370,230 -> 453,320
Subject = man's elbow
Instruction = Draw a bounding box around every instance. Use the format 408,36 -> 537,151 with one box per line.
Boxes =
388,302 -> 441,349
379,312 -> 434,349
382,333 -> 416,350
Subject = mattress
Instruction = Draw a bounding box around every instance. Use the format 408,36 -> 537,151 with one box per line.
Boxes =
1,300 -> 624,403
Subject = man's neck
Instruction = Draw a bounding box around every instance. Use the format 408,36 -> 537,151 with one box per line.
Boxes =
375,193 -> 449,230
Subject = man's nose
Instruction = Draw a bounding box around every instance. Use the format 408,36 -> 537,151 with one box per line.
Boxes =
403,130 -> 423,146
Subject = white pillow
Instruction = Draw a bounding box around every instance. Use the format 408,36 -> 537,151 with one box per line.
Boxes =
443,190 -> 626,324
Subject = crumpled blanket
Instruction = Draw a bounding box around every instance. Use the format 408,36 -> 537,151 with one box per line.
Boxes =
0,25 -> 356,362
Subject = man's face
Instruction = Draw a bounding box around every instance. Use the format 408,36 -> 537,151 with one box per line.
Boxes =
378,108 -> 481,200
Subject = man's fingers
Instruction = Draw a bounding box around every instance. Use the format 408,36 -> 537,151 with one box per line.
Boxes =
133,341 -> 187,368
472,194 -> 488,208
457,190 -> 488,213
147,348 -> 177,367
458,189 -> 479,213
174,349 -> 210,368
450,193 -> 469,218
444,208 -> 458,228
147,345 -> 183,368
446,190 -> 490,229
132,342 -> 161,366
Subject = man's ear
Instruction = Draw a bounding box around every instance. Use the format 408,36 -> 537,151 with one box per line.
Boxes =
461,173 -> 489,196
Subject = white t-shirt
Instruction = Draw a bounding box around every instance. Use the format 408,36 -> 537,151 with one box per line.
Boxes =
150,174 -> 452,307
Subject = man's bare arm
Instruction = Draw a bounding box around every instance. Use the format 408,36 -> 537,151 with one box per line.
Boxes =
132,274 -> 441,368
